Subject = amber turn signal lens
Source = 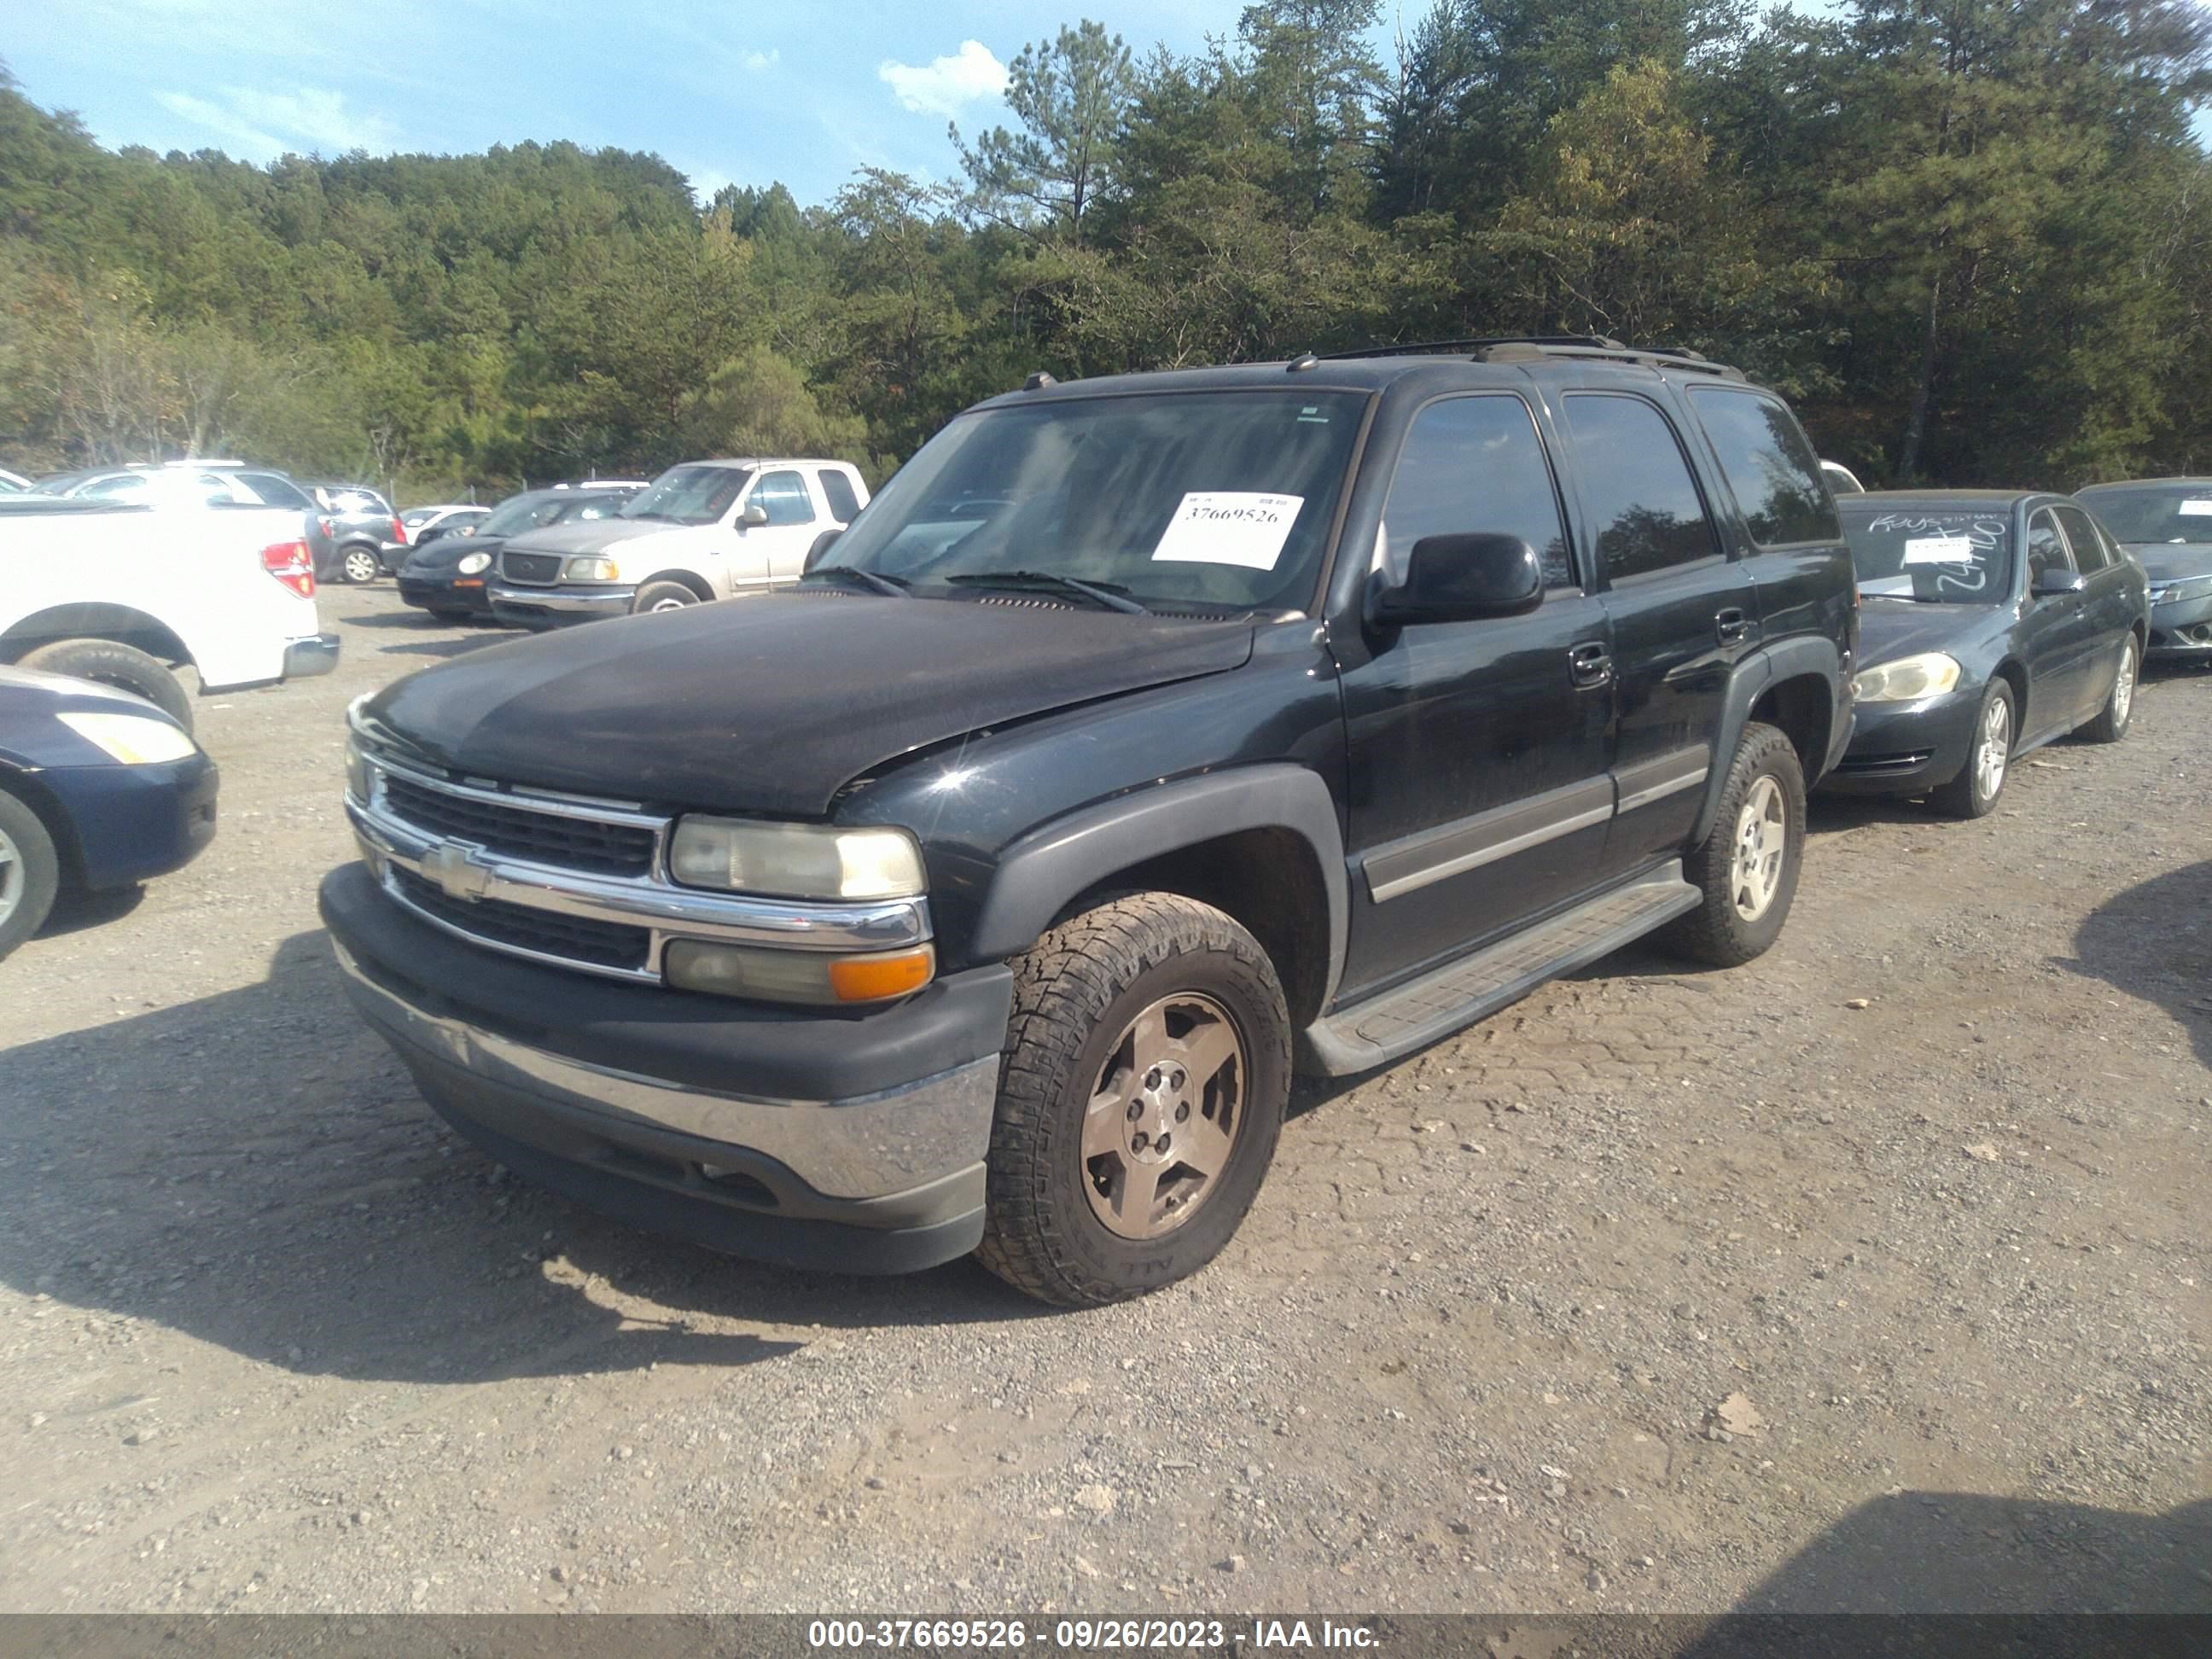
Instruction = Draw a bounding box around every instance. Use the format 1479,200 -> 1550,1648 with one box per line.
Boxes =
828,947 -> 935,1003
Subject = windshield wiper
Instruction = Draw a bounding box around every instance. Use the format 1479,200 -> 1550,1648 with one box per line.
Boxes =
945,570 -> 1150,614
1860,589 -> 1940,602
801,566 -> 910,598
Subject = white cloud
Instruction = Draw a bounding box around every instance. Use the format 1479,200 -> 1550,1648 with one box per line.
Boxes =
156,84 -> 393,159
744,48 -> 779,73
878,40 -> 1006,119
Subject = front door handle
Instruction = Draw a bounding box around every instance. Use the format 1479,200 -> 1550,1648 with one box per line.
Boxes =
1569,642 -> 1613,689
1715,607 -> 1750,644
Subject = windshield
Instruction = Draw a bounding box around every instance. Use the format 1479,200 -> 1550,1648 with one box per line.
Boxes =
477,493 -> 568,537
2074,486 -> 2212,544
621,464 -> 750,526
1842,506 -> 2012,603
818,390 -> 1367,611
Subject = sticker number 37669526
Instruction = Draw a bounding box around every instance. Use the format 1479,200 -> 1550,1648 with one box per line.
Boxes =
1151,492 -> 1306,570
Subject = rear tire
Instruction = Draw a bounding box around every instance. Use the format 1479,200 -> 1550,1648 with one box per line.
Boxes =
975,893 -> 1291,1308
341,546 -> 381,585
1660,721 -> 1805,968
2079,633 -> 2139,743
0,788 -> 61,962
16,638 -> 194,732
632,581 -> 701,614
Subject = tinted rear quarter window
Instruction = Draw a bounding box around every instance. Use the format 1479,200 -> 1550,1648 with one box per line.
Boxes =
1561,394 -> 1720,581
1687,387 -> 1841,546
817,469 -> 861,523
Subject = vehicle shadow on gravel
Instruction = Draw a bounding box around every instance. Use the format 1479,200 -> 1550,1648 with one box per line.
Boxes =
372,636 -> 515,661
0,931 -> 1051,1388
2064,859 -> 2212,1069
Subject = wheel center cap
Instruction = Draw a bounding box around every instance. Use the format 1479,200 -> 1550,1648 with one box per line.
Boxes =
1128,1068 -> 1188,1163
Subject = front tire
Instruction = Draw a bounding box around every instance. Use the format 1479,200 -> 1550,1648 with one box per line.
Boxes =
1660,721 -> 1806,968
1932,679 -> 2016,819
975,893 -> 1291,1308
632,581 -> 700,614
2079,633 -> 2139,744
15,638 -> 194,731
341,546 -> 381,585
0,789 -> 61,963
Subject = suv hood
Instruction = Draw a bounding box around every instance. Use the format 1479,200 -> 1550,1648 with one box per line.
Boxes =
501,518 -> 701,558
362,592 -> 1256,818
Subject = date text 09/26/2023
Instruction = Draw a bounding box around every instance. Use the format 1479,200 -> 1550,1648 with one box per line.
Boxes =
807,1618 -> 1382,1650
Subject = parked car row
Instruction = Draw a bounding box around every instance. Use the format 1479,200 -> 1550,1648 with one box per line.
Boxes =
323,336 -> 2157,1314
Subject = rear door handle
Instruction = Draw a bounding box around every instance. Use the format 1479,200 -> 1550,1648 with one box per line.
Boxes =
1569,642 -> 1613,688
1715,607 -> 1750,644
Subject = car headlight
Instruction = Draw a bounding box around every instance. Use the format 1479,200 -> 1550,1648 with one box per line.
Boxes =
457,550 -> 492,575
564,556 -> 620,581
2150,574 -> 2212,604
1854,652 -> 1963,703
667,818 -> 926,900
345,735 -> 372,801
664,940 -> 936,1004
58,711 -> 198,765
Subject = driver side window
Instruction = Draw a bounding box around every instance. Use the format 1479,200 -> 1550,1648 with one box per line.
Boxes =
749,469 -> 817,527
2026,509 -> 2071,587
1379,396 -> 1575,591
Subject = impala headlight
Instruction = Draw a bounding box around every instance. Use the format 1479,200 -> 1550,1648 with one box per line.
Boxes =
564,556 -> 620,581
59,711 -> 197,765
456,550 -> 492,575
667,818 -> 926,900
1854,652 -> 1962,703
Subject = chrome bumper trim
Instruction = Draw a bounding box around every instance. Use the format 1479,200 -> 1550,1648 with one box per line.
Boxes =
335,941 -> 997,1198
486,582 -> 637,615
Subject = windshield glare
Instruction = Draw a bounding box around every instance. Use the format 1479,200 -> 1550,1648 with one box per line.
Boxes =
1842,509 -> 2012,603
623,464 -> 750,526
2075,486 -> 2212,544
820,391 -> 1367,611
478,494 -> 561,536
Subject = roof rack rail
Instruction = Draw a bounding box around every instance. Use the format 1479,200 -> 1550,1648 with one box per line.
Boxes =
1321,335 -> 1746,381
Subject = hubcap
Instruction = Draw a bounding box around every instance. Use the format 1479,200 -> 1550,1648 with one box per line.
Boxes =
0,822 -> 20,928
648,595 -> 692,612
1729,775 -> 1788,923
1081,992 -> 1246,1240
1976,694 -> 2011,803
346,551 -> 375,580
2112,642 -> 2136,725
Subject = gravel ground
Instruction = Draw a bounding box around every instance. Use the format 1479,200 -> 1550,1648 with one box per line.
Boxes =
0,586 -> 2205,1617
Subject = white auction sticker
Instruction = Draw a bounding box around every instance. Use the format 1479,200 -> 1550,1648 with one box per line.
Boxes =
1151,492 -> 1305,570
2178,498 -> 2212,517
1903,534 -> 1976,563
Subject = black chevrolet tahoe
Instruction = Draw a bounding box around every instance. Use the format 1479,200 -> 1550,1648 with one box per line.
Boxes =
322,339 -> 1857,1307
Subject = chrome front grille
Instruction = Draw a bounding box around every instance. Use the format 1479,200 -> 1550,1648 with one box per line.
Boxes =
381,772 -> 657,876
389,865 -> 652,970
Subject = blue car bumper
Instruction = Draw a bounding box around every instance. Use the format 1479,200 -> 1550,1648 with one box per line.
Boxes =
1819,685 -> 1982,796
46,752 -> 219,889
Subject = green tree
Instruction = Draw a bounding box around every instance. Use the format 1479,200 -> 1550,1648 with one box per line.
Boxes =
954,20 -> 1136,239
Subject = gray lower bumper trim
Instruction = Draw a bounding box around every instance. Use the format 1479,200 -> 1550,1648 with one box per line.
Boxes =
487,583 -> 637,616
334,940 -> 998,1202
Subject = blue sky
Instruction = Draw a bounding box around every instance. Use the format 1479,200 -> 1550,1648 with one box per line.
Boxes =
5,1 -> 1278,206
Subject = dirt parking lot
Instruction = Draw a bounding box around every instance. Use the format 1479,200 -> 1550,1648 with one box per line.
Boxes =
1,587 -> 2205,1617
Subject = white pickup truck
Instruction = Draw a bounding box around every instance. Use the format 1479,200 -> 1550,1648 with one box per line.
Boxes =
486,457 -> 870,627
0,500 -> 339,730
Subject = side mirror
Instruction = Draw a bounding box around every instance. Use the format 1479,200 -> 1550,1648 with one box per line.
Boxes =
1373,533 -> 1545,626
740,502 -> 770,528
803,528 -> 843,573
2032,567 -> 2087,600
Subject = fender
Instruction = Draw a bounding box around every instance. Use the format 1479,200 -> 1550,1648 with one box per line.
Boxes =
1689,635 -> 1848,845
966,765 -> 1350,1012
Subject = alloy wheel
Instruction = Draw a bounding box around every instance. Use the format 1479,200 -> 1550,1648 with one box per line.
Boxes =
1976,694 -> 2011,804
1730,775 -> 1788,923
344,549 -> 378,583
2111,642 -> 2136,727
1081,992 -> 1247,1240
0,822 -> 19,928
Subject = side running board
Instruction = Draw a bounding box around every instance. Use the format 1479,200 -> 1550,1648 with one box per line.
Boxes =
1300,863 -> 1700,1077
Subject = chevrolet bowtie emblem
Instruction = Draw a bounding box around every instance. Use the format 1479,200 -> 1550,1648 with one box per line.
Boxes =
421,841 -> 493,903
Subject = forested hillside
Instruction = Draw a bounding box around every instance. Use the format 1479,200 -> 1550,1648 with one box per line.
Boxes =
3,0 -> 2209,502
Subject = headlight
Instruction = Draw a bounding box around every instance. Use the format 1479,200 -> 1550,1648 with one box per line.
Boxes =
457,550 -> 492,575
58,711 -> 197,765
664,940 -> 935,1004
2150,574 -> 2212,604
345,735 -> 372,800
564,556 -> 620,581
1854,652 -> 1962,702
667,818 -> 926,900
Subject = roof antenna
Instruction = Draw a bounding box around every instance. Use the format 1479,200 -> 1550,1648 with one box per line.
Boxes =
1287,352 -> 1319,372
1022,370 -> 1057,391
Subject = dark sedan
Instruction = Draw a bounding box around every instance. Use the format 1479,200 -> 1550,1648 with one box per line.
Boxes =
396,487 -> 637,620
2073,478 -> 2212,662
1822,491 -> 2148,817
0,667 -> 218,960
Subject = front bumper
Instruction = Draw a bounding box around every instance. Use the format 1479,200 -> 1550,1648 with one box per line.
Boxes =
318,863 -> 1013,1274
486,582 -> 637,629
1819,684 -> 1981,796
282,633 -> 341,679
2147,591 -> 2212,658
48,751 -> 218,890
397,573 -> 494,616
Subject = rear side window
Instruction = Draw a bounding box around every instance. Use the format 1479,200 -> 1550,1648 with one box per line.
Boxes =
242,473 -> 313,509
1687,387 -> 1840,547
1379,394 -> 1575,590
1561,394 -> 1720,581
2052,504 -> 2109,571
817,469 -> 861,523
751,469 -> 817,526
